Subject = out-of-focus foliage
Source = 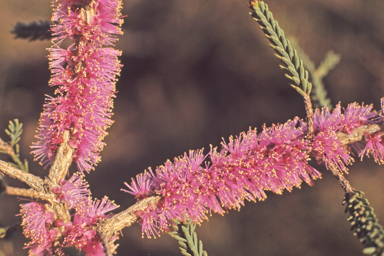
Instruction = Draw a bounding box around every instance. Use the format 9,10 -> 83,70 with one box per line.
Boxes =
344,190 -> 384,256
11,21 -> 51,41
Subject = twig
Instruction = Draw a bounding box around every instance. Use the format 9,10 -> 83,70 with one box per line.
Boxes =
304,94 -> 314,139
0,138 -> 14,156
328,164 -> 353,194
0,160 -> 43,191
5,186 -> 54,201
337,124 -> 381,145
48,130 -> 75,185
102,234 -> 113,256
0,136 -> 28,173
97,196 -> 161,239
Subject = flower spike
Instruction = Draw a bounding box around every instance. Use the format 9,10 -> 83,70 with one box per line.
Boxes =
124,102 -> 384,238
32,0 -> 124,173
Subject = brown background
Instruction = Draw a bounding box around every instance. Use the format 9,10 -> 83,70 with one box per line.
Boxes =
1,0 -> 384,255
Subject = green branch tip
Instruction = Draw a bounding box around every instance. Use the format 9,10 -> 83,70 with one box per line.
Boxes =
344,190 -> 384,256
167,216 -> 208,256
2,119 -> 28,173
248,0 -> 313,97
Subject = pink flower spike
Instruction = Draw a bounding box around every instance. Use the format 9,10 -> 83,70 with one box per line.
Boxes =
60,172 -> 91,208
88,197 -> 118,220
122,170 -> 157,199
311,129 -> 353,173
126,118 -> 326,238
19,202 -> 54,255
359,132 -> 384,163
32,0 -> 124,173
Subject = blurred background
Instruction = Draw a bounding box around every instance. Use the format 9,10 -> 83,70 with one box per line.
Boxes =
1,0 -> 384,255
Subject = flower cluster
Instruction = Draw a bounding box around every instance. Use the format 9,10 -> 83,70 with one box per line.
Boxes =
20,173 -> 118,255
32,0 -> 124,172
125,102 -> 384,238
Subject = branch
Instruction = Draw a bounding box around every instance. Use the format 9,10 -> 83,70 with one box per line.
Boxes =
328,164 -> 353,194
97,196 -> 161,239
48,130 -> 75,185
337,124 -> 381,145
5,186 -> 55,201
0,138 -> 14,156
0,160 -> 43,191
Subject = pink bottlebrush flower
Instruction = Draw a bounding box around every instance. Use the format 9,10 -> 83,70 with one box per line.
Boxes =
136,206 -> 163,238
311,129 -> 353,173
20,176 -> 117,255
64,222 -> 105,256
122,169 -> 158,200
53,172 -> 91,208
358,132 -> 384,163
32,0 -> 123,173
311,102 -> 380,172
250,118 -> 320,192
19,202 -> 61,255
340,103 -> 377,134
313,103 -> 377,133
86,196 -> 118,220
351,98 -> 384,162
313,104 -> 342,131
63,197 -> 118,256
125,118 -> 322,237
125,102 -> 383,238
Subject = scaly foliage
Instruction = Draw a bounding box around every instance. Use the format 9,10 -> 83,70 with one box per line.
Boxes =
249,0 -> 312,97
343,190 -> 384,256
168,216 -> 208,256
1,119 -> 28,172
11,21 -> 51,41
